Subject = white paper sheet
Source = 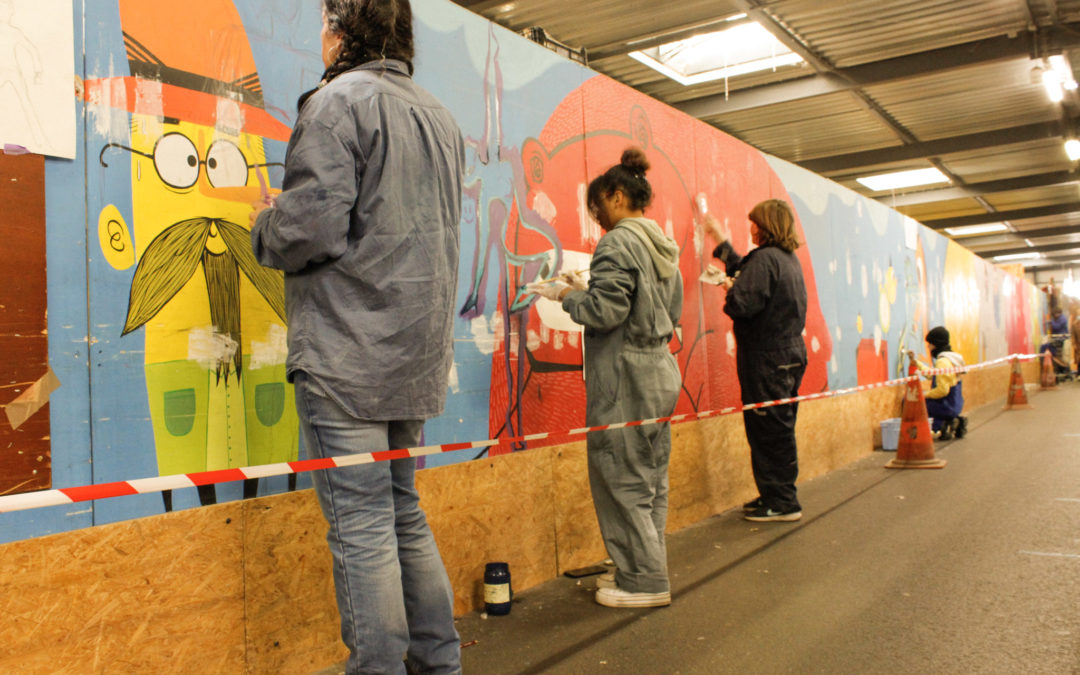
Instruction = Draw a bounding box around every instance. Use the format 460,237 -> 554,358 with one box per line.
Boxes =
0,0 -> 75,158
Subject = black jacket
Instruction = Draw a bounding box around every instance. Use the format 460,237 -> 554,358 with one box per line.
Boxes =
713,241 -> 807,352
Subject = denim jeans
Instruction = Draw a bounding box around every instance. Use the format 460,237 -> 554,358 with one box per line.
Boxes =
294,373 -> 461,675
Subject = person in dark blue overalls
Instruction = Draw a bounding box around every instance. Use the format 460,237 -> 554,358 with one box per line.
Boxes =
909,327 -> 967,441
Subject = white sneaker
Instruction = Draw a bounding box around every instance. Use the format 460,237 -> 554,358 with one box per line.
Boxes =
596,571 -> 615,589
595,586 -> 671,608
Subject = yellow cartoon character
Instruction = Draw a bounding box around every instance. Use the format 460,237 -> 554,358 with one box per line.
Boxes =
86,0 -> 296,508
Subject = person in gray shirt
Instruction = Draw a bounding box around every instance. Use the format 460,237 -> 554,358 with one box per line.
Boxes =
250,1 -> 465,672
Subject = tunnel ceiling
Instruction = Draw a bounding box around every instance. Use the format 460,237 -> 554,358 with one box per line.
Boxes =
451,0 -> 1080,271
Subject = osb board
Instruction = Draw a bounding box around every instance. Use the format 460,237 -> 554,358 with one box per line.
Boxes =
961,361 -> 1031,410
418,447 -> 560,616
548,440 -> 607,575
0,153 -> 51,495
666,421 -> 711,531
242,490 -> 346,675
0,502 -> 245,674
865,385 -> 904,448
698,414 -> 756,516
796,394 -> 874,481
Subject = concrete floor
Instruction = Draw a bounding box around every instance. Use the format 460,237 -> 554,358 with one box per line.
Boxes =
320,384 -> 1080,674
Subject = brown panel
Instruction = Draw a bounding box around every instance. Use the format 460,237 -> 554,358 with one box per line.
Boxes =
0,502 -> 245,673
419,448 -> 560,616
0,153 -> 51,495
243,490 -> 347,674
550,440 -> 607,574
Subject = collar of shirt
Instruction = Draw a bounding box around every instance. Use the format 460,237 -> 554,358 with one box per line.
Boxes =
346,59 -> 411,78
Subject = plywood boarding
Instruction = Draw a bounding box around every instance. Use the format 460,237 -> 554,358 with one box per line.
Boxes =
0,502 -> 245,673
0,153 -> 50,496
2,382 -> 1013,672
419,446 -> 560,616
242,490 -> 345,675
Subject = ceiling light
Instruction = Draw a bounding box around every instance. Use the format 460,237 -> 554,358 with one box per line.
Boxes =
993,252 -> 1043,262
628,22 -> 804,87
1066,139 -> 1080,160
726,13 -> 748,21
1044,69 -> 1066,103
855,168 -> 950,191
943,223 -> 1009,237
1049,54 -> 1078,90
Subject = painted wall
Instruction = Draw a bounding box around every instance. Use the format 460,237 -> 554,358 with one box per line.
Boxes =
0,0 -> 1039,544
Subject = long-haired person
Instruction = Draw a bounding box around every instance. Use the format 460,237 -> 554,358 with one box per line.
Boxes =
530,147 -> 683,608
704,200 -> 807,523
250,1 -> 465,671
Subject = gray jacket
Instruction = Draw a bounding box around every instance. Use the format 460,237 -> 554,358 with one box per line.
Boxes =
252,60 -> 465,420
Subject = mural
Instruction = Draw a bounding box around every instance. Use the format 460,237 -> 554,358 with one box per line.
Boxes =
0,0 -> 1039,543
84,0 -> 299,510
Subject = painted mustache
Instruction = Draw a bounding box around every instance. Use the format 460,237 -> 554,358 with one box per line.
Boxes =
123,217 -> 286,382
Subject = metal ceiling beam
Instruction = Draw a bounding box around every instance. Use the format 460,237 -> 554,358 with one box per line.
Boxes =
972,224 -> 1080,243
977,240 -> 1080,257
799,120 -> 1069,174
924,202 -> 1080,229
878,171 -> 1080,207
675,23 -> 1080,119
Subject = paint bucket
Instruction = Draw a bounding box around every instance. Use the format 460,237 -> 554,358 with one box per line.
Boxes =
484,562 -> 512,615
880,418 -> 901,451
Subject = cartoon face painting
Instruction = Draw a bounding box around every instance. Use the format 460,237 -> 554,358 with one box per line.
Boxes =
86,0 -> 297,503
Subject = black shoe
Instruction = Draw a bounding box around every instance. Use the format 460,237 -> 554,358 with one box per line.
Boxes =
742,497 -> 764,513
938,419 -> 955,441
744,505 -> 802,522
955,417 -> 968,439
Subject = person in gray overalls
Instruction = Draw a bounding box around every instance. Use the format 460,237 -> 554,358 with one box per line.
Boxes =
530,147 -> 683,608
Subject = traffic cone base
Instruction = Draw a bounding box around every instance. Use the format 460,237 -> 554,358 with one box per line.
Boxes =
886,456 -> 947,469
888,360 -> 946,470
1004,356 -> 1033,410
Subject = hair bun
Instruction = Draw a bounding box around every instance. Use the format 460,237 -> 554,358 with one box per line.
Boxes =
620,147 -> 650,174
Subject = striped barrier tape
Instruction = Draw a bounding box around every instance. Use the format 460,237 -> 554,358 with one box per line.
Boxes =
0,353 -> 1039,514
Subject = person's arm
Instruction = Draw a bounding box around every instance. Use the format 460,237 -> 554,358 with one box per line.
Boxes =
251,117 -> 360,274
562,237 -> 635,332
723,252 -> 771,319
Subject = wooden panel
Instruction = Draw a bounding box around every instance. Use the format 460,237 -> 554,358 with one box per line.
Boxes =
0,502 -> 244,673
550,440 -> 607,574
243,491 -> 345,675
0,153 -> 50,496
420,448 -> 560,615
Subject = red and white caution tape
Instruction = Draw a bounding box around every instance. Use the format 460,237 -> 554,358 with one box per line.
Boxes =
0,353 -> 1039,514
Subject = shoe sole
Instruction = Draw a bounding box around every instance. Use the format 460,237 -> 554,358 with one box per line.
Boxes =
744,511 -> 802,522
595,591 -> 671,608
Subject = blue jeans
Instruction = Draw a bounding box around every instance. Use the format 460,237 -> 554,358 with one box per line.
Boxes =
294,373 -> 461,674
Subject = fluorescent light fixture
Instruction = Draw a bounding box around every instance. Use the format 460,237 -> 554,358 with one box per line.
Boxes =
1025,239 -> 1035,247
943,223 -> 1009,237
1049,54 -> 1078,90
1044,69 -> 1066,102
993,252 -> 1042,262
726,12 -> 748,21
628,22 -> 804,87
1066,139 -> 1080,160
855,168 -> 950,191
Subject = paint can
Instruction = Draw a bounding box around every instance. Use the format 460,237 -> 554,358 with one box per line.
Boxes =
484,562 -> 512,615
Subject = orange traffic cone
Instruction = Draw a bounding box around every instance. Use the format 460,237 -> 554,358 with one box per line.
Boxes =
1004,356 -> 1033,409
1040,350 -> 1058,390
887,360 -> 947,469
